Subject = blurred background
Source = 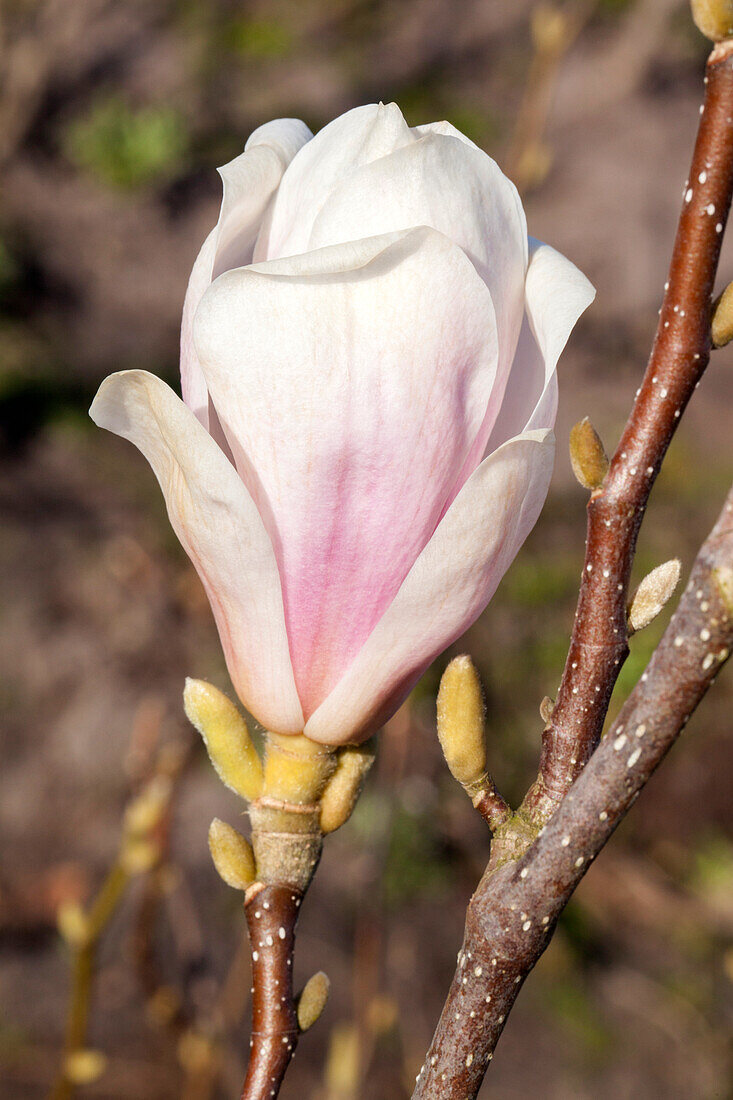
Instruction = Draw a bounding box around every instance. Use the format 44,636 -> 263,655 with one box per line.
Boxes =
2,0 -> 733,1096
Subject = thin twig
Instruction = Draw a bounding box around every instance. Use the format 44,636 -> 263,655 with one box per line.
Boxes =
240,884 -> 302,1100
412,33 -> 733,1100
413,484 -> 733,1097
49,862 -> 130,1100
521,36 -> 733,827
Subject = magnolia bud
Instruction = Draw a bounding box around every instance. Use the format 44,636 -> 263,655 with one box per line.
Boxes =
57,901 -> 91,947
184,678 -> 263,802
436,655 -> 487,787
712,281 -> 733,348
531,4 -> 569,53
124,776 -> 171,838
539,695 -> 555,724
120,837 -> 160,874
691,0 -> 733,41
319,742 -> 376,833
628,559 -> 682,633
296,971 -> 331,1031
64,1050 -> 107,1085
262,733 -> 337,805
208,818 -> 256,891
569,417 -> 609,490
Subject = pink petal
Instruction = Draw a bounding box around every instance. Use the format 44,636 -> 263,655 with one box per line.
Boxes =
90,370 -> 303,734
487,238 -> 596,451
194,227 -> 498,720
304,429 -> 555,744
180,119 -> 312,432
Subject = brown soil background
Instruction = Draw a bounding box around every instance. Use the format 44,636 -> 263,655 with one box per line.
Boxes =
1,1 -> 733,1097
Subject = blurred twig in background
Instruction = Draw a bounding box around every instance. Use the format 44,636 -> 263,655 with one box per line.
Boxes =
49,709 -> 191,1100
506,2 -> 592,192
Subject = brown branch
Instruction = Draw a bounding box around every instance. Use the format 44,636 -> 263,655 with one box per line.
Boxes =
472,784 -> 512,832
240,884 -> 302,1100
521,36 -> 733,826
413,484 -> 733,1098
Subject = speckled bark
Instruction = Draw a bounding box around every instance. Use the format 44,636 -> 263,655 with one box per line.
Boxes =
240,885 -> 302,1100
414,488 -> 733,1098
413,38 -> 733,1100
522,37 -> 733,825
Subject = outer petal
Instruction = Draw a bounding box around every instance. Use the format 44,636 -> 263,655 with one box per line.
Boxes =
304,430 -> 555,745
486,239 -> 595,452
308,132 -> 528,394
411,120 -> 480,147
257,103 -> 415,262
90,370 -> 303,735
180,119 -> 312,430
194,227 -> 499,720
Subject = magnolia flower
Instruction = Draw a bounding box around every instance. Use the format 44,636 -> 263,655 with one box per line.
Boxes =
91,103 -> 594,746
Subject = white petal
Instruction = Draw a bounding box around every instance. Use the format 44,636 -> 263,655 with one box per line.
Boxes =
215,118 -> 313,278
90,370 -> 303,734
194,227 -> 498,720
487,238 -> 595,450
410,119 -> 480,148
308,131 -> 528,381
180,119 -> 312,430
305,429 -> 555,744
258,103 -> 415,261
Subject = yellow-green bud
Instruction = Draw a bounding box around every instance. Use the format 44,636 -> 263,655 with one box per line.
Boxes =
208,818 -> 256,891
319,742 -> 376,834
64,1050 -> 107,1085
436,655 -> 487,787
124,776 -> 171,838
57,901 -> 91,947
184,678 -> 263,802
120,837 -> 160,874
178,1029 -> 216,1074
539,696 -> 555,724
324,1023 -> 360,1092
712,281 -> 733,348
531,4 -> 569,54
628,559 -> 682,633
569,417 -> 609,491
262,733 -> 336,805
296,971 -> 330,1032
691,0 -> 733,41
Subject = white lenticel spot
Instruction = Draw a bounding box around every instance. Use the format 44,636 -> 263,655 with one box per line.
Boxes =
627,747 -> 642,767
614,733 -> 628,751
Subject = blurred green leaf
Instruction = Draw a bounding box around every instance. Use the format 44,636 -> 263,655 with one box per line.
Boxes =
62,97 -> 188,190
504,555 -> 577,607
224,17 -> 294,59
